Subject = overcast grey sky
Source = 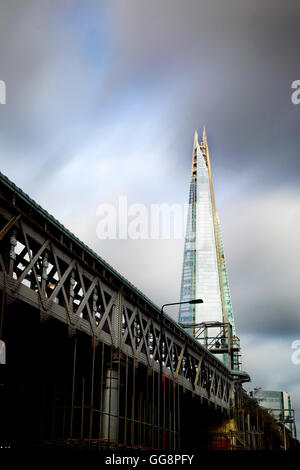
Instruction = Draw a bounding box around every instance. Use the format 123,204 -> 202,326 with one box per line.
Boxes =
0,0 -> 300,433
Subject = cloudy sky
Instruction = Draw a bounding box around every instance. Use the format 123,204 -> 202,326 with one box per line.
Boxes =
1,0 -> 300,433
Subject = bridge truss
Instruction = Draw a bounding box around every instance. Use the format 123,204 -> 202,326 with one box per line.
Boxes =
0,172 -> 235,449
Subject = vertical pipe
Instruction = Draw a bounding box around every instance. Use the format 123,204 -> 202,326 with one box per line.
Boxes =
40,383 -> 46,440
160,307 -> 163,450
51,387 -> 56,439
173,382 -> 176,450
157,368 -> 160,449
98,342 -> 104,448
124,352 -> 128,445
70,337 -> 77,440
117,349 -> 121,444
151,368 -> 154,449
81,377 -> 85,440
163,373 -> 166,449
131,357 -> 136,447
145,370 -> 148,447
168,378 -> 171,450
177,382 -> 180,449
108,346 -> 113,441
247,413 -> 251,449
138,391 -> 142,447
89,336 -> 96,443
242,409 -> 245,447
62,383 -> 67,439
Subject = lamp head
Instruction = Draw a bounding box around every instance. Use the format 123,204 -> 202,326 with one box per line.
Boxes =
189,299 -> 203,304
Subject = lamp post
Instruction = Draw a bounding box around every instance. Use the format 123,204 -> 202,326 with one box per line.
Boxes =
159,298 -> 203,449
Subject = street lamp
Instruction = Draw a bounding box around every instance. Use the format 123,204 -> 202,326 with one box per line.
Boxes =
159,298 -> 203,449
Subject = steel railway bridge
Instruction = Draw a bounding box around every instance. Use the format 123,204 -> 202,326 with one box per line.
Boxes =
0,172 -> 251,450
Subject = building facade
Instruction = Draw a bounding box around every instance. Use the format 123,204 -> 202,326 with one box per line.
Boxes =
249,389 -> 296,438
178,130 -> 239,369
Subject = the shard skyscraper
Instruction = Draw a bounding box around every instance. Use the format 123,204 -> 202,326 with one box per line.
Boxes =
178,129 -> 239,369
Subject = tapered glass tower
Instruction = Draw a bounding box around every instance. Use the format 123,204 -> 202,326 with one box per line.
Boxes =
178,129 -> 239,369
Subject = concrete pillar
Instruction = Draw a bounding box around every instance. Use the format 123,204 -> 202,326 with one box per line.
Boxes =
101,362 -> 120,443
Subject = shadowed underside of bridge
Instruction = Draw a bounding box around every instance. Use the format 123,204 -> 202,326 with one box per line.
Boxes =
0,172 -> 236,450
0,301 -> 228,449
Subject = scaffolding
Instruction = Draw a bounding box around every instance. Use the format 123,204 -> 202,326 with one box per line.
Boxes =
179,321 -> 241,371
36,333 -> 182,450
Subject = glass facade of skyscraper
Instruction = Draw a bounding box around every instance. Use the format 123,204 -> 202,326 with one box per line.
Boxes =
178,130 -> 239,369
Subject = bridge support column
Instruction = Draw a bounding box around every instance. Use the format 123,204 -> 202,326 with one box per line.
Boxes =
101,361 -> 120,444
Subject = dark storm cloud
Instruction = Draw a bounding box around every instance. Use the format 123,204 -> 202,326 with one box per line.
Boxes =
220,189 -> 300,335
106,0 -> 300,188
1,0 -> 300,191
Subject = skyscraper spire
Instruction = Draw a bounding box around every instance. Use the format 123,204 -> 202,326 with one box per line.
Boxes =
194,130 -> 199,145
202,126 -> 207,147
